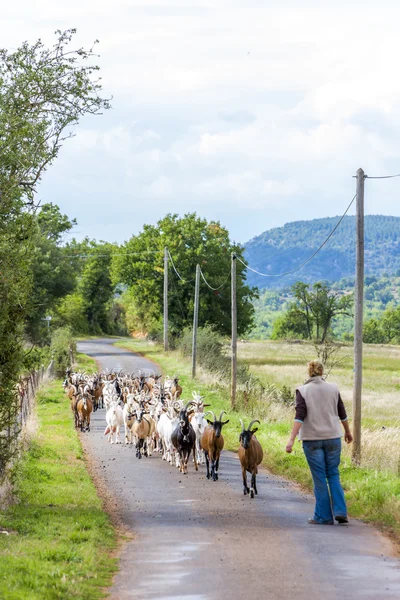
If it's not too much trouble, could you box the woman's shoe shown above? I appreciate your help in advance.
[335,515,349,524]
[308,518,334,525]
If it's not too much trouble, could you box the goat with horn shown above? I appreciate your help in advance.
[238,419,263,498]
[171,400,198,474]
[201,411,229,481]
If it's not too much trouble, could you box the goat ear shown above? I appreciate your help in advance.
[222,420,230,425]
[206,419,213,425]
[251,427,258,434]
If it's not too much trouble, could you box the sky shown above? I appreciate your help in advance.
[2,0,400,245]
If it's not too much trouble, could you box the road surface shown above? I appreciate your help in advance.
[77,338,400,600]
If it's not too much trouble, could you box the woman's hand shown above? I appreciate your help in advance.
[286,439,294,453]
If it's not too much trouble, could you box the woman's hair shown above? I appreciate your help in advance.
[308,360,324,378]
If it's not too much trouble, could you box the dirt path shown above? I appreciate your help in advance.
[78,339,400,600]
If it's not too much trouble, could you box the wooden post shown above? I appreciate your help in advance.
[231,253,237,409]
[352,168,365,465]
[164,247,169,352]
[191,264,200,378]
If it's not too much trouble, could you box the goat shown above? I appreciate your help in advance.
[105,401,124,444]
[171,401,198,474]
[123,395,138,444]
[76,394,93,432]
[132,407,152,459]
[157,407,179,463]
[201,411,229,481]
[170,377,182,399]
[189,411,208,464]
[238,419,263,498]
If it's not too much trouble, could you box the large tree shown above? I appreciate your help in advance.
[113,213,257,337]
[272,281,353,342]
[0,30,109,473]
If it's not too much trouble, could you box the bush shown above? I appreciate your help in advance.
[50,326,76,376]
[22,346,52,373]
[178,326,230,376]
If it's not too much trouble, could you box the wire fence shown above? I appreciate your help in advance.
[1,361,54,487]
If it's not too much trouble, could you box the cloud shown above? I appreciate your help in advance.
[4,0,400,243]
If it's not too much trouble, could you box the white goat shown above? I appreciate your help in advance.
[190,411,208,464]
[105,401,124,444]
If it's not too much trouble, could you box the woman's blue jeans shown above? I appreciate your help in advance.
[302,438,347,523]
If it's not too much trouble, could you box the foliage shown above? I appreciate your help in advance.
[0,30,109,472]
[363,306,400,344]
[50,327,76,377]
[113,213,257,338]
[77,242,116,334]
[53,292,89,334]
[271,281,353,342]
[245,214,400,290]
[26,203,78,342]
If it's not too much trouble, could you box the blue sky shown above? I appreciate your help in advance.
[3,0,400,244]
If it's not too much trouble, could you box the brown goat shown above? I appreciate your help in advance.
[76,395,93,432]
[171,377,182,399]
[238,419,263,498]
[200,411,229,481]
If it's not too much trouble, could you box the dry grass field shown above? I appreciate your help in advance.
[239,340,400,474]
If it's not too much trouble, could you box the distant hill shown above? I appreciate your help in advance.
[244,215,400,289]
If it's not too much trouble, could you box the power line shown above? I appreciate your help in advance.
[236,193,357,278]
[366,173,400,180]
[167,249,185,281]
[199,267,229,291]
[64,250,163,259]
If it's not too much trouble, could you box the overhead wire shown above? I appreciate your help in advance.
[199,267,229,291]
[366,173,400,180]
[236,193,357,278]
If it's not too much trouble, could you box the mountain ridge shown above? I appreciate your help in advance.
[244,214,400,289]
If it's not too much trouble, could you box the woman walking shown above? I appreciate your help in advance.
[286,360,353,525]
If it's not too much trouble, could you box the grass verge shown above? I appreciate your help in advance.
[115,338,400,543]
[0,353,117,600]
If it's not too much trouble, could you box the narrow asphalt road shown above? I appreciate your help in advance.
[77,339,400,600]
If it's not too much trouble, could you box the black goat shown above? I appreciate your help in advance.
[171,401,197,474]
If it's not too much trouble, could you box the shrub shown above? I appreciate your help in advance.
[50,326,76,376]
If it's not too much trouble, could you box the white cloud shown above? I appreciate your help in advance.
[3,0,400,243]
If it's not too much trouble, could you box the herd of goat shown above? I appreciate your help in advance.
[63,369,264,498]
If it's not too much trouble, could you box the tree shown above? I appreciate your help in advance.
[272,281,353,342]
[78,242,116,334]
[113,213,257,337]
[26,203,78,342]
[0,30,109,473]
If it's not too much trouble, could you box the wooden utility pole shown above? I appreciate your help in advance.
[231,253,237,409]
[352,168,365,464]
[163,247,169,352]
[191,264,200,378]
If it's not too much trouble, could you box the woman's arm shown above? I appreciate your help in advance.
[286,420,302,453]
[286,390,305,453]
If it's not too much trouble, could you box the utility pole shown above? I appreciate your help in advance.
[231,253,237,409]
[163,247,169,352]
[352,168,365,464]
[191,264,200,379]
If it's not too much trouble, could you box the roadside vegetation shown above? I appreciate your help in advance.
[115,336,400,541]
[0,353,117,600]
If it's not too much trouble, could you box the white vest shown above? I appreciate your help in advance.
[297,376,343,441]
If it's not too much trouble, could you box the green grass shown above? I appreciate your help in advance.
[74,352,98,372]
[0,359,117,599]
[114,338,400,540]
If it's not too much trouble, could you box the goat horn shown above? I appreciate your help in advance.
[219,411,227,421]
[239,419,245,432]
[204,411,216,421]
[248,419,261,430]
[184,400,196,409]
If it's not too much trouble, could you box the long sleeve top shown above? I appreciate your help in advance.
[295,389,348,423]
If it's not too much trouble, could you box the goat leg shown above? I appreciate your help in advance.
[193,446,198,472]
[242,467,249,495]
[205,451,211,479]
